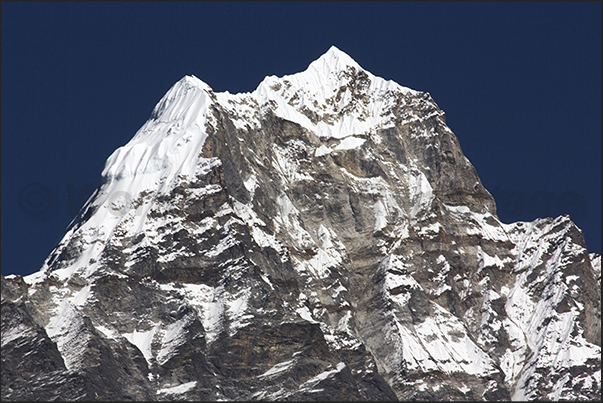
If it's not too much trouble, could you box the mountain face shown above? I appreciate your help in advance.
[2,46,600,401]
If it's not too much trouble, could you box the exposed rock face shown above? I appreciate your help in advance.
[2,46,600,401]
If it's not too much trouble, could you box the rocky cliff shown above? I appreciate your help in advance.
[2,46,600,401]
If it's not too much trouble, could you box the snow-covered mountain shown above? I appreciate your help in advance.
[2,46,600,401]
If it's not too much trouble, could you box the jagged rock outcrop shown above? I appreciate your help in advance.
[2,46,600,401]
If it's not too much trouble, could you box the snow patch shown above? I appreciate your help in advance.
[45,301,91,371]
[122,327,156,364]
[156,314,194,365]
[258,358,297,379]
[299,362,346,389]
[315,144,332,157]
[156,381,197,395]
[334,136,366,150]
[1,323,37,348]
[374,200,387,231]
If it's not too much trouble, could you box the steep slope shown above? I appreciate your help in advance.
[2,46,600,401]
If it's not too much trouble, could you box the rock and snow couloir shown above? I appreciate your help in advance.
[2,46,600,401]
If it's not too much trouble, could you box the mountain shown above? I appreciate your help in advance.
[2,46,600,401]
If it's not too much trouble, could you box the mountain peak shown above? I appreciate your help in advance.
[178,74,214,91]
[307,45,363,74]
[250,45,417,139]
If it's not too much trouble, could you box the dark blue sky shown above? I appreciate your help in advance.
[2,2,600,277]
